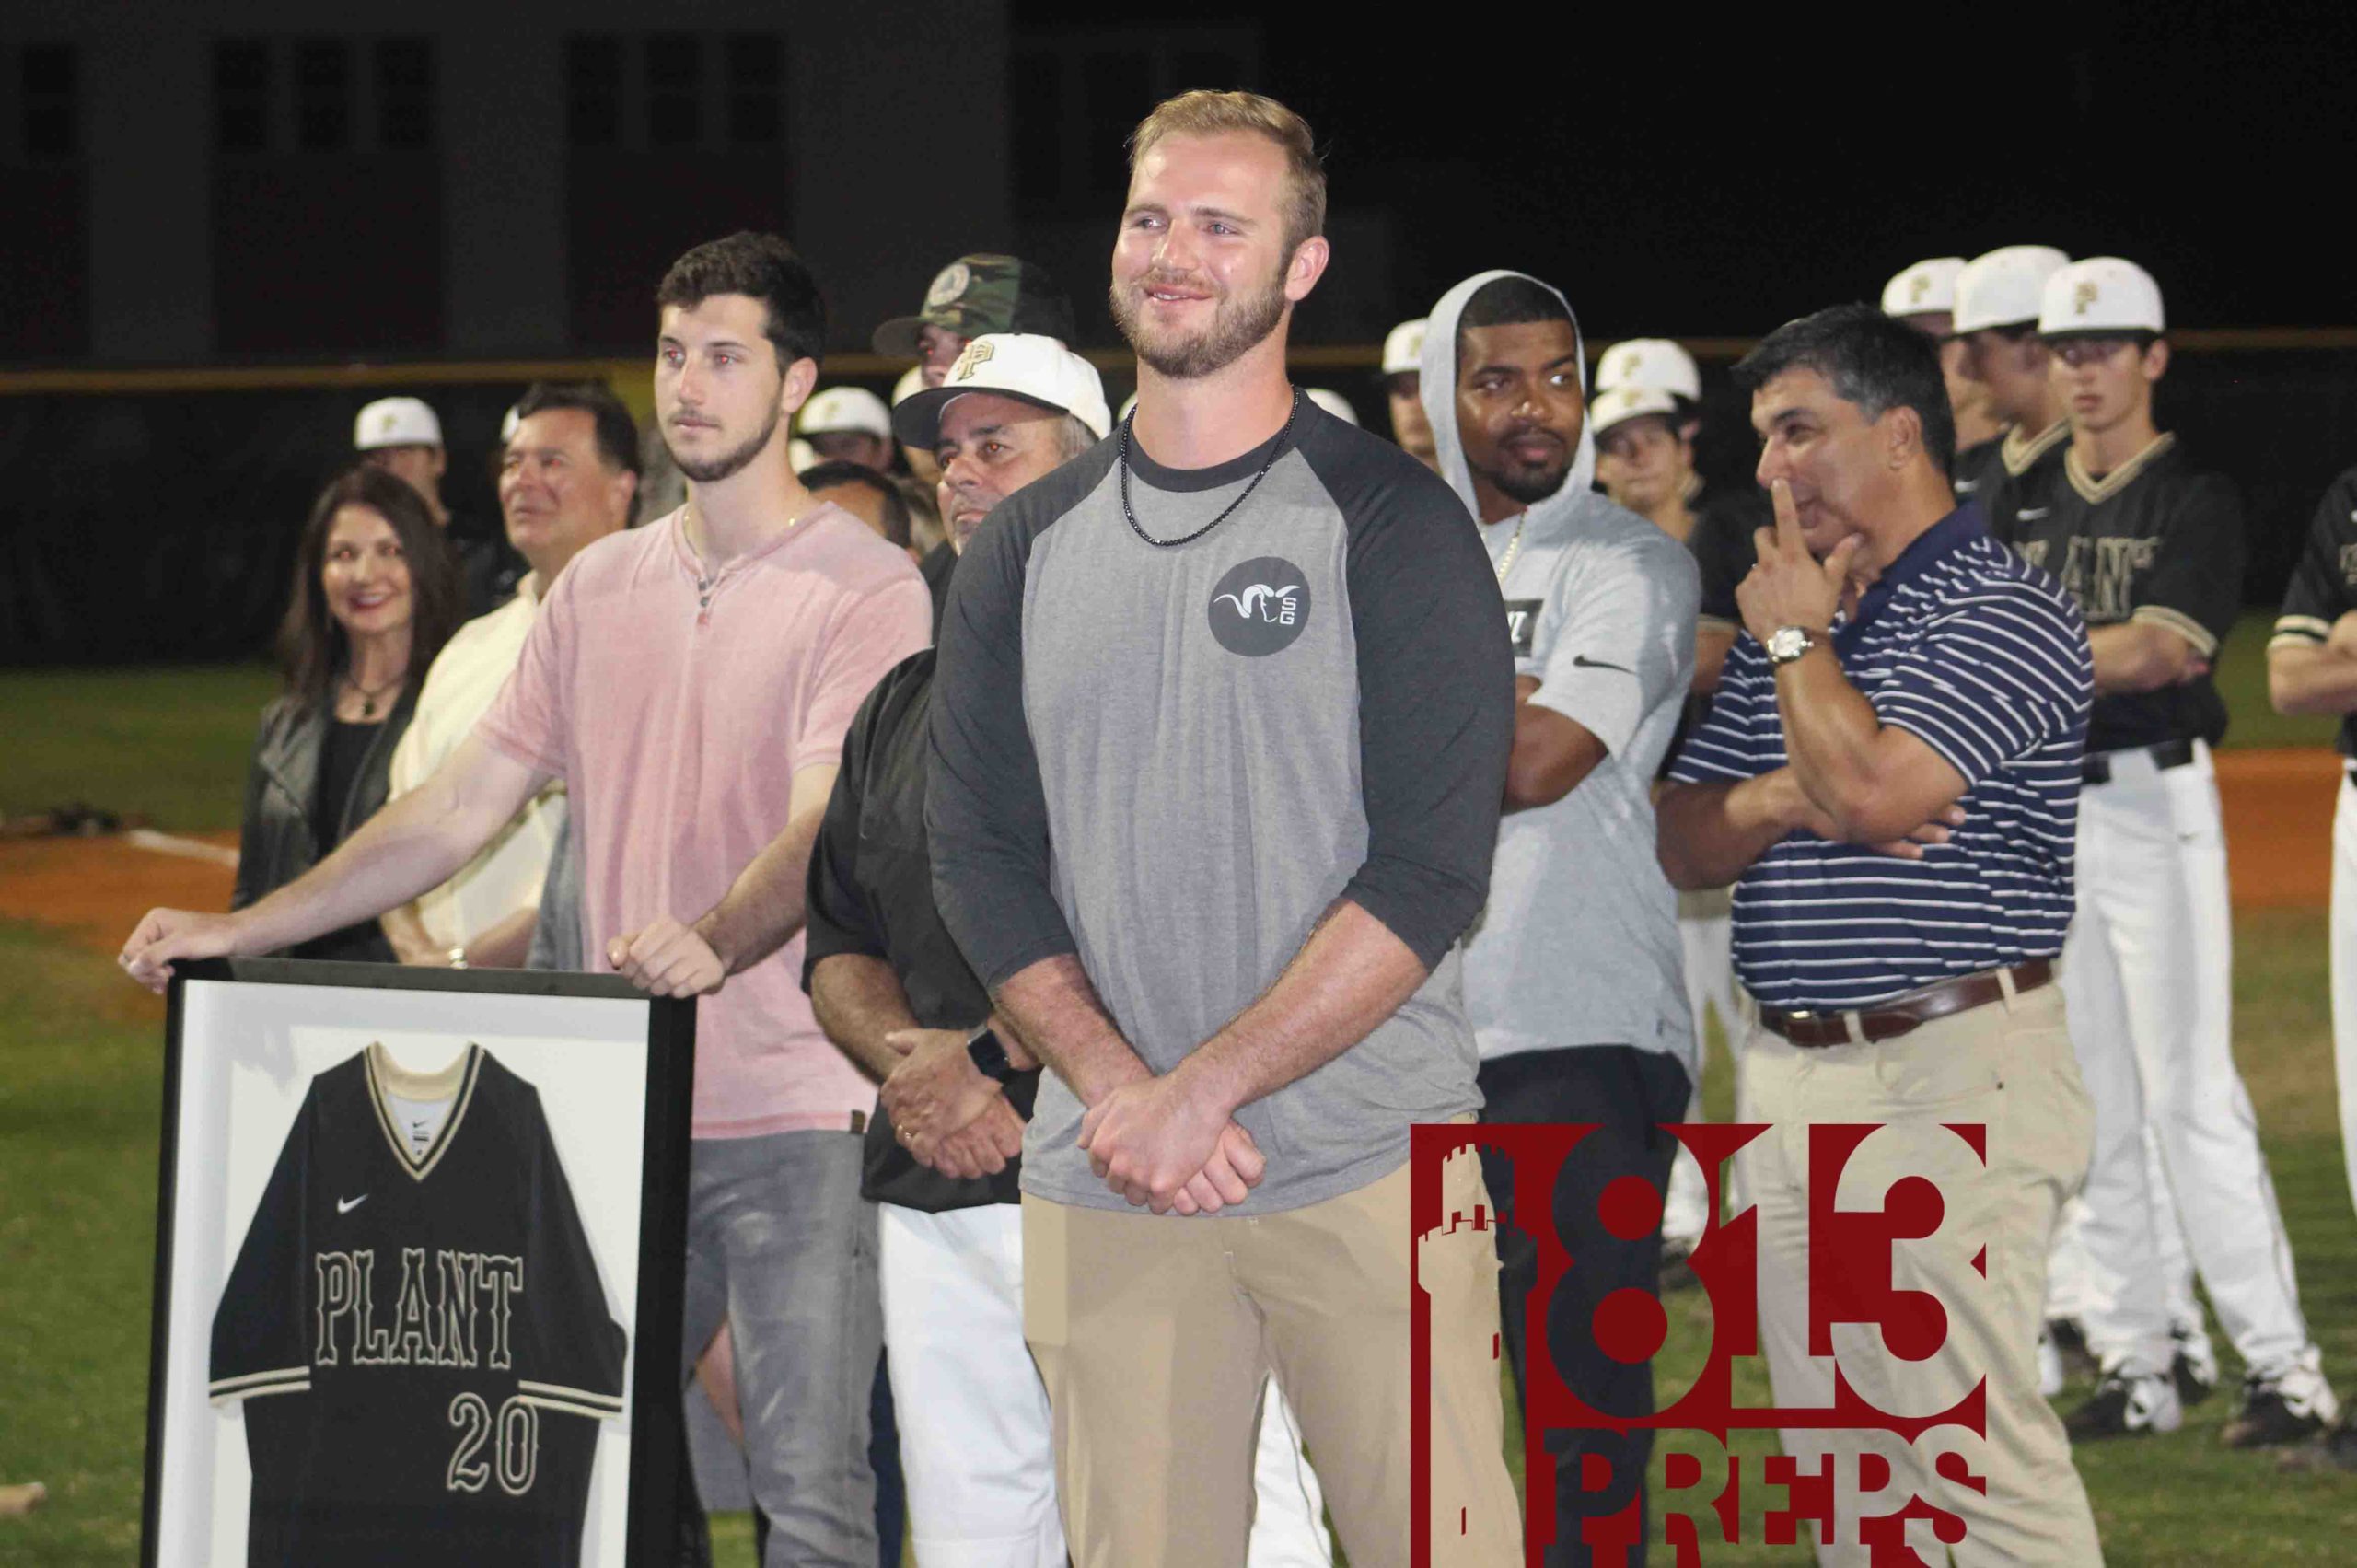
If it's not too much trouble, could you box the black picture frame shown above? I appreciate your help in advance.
[140,957,695,1566]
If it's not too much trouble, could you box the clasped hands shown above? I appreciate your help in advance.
[1078,1064,1263,1217]
[878,1026,1026,1180]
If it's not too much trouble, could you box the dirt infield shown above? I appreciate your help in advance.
[0,749,2340,958]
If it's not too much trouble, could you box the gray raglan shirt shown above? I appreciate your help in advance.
[927,401,1515,1214]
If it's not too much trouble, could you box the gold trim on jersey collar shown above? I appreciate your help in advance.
[2065,432,2177,505]
[2001,418,2070,476]
[364,1042,482,1182]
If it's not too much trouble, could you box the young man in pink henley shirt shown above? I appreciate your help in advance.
[123,232,931,1565]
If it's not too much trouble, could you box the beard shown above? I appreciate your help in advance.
[1471,436,1573,505]
[666,401,782,484]
[1110,263,1290,381]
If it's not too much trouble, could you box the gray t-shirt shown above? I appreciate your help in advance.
[928,402,1515,1214]
[1469,494,1699,1070]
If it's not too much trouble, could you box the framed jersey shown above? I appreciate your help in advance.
[140,958,694,1567]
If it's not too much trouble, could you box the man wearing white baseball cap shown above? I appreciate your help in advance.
[1881,257,2006,496]
[356,394,522,615]
[1380,317,1436,469]
[809,328,1334,1567]
[2015,255,2338,1448]
[1951,246,2073,533]
[799,386,897,474]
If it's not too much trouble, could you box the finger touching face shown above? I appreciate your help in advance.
[1750,366,1877,554]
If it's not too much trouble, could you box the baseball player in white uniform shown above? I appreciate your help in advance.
[2008,258,2334,1446]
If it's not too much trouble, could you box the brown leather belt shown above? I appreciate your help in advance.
[1757,960,2053,1049]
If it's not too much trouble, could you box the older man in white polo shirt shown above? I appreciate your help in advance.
[380,382,639,969]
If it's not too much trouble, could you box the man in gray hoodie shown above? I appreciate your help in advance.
[1422,272,1701,1564]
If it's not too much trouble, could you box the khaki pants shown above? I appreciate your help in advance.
[1023,1148,1522,1568]
[1740,980,2103,1566]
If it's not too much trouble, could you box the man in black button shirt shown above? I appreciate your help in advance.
[2014,256,2335,1448]
[803,332,1330,1566]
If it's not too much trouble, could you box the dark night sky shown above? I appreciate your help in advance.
[1025,0,2357,340]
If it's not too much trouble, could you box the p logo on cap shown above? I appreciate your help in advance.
[2073,281,2099,315]
[950,341,995,381]
[1909,273,1933,305]
[926,263,971,309]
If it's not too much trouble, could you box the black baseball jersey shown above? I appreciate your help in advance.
[2273,463,2357,757]
[1976,420,2071,547]
[1689,482,1767,627]
[1953,434,2003,506]
[209,1043,627,1565]
[2005,434,2244,754]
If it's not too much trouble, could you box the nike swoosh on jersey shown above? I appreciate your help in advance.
[337,1194,368,1214]
[1570,654,1632,674]
[2018,506,2050,519]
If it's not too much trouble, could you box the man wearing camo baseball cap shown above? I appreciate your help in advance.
[873,254,1078,389]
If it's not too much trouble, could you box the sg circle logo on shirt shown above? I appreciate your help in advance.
[1208,556,1312,656]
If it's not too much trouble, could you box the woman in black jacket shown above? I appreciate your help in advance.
[231,467,461,960]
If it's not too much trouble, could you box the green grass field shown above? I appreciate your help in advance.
[0,630,2349,1564]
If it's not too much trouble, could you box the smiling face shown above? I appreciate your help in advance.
[935,392,1073,553]
[499,407,634,582]
[319,504,413,641]
[656,295,797,484]
[1750,366,1902,556]
[1456,317,1585,512]
[1109,131,1316,380]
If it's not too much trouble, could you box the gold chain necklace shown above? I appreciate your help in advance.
[1492,511,1527,586]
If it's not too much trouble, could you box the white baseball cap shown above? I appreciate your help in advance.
[798,386,893,440]
[1594,339,1700,401]
[1304,388,1359,426]
[354,396,443,451]
[1589,383,1681,440]
[892,332,1110,449]
[1881,257,1965,318]
[1118,391,1138,424]
[1382,319,1428,377]
[2040,257,2165,337]
[891,364,926,408]
[499,404,522,444]
[1952,246,2071,334]
[789,437,819,473]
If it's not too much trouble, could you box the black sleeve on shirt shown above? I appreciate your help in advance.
[1301,427,1515,970]
[2278,467,2357,635]
[2130,470,2247,657]
[926,455,1112,992]
[514,1086,627,1419]
[210,1088,316,1400]
[232,706,275,912]
[803,655,915,990]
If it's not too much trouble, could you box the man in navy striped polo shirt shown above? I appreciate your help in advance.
[1658,304,2102,1565]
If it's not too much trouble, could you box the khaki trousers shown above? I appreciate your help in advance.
[1023,1148,1522,1568]
[1739,980,2103,1566]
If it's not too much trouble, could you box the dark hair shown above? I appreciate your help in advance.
[512,381,642,479]
[656,231,827,369]
[1736,303,1957,476]
[276,466,462,707]
[1456,275,1575,371]
[798,459,911,548]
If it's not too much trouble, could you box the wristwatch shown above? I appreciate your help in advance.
[965,1024,1014,1083]
[1765,626,1818,667]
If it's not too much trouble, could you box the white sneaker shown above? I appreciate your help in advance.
[2065,1371,2183,1440]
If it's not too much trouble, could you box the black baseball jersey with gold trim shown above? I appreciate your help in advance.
[1977,420,2071,547]
[1953,434,2003,508]
[2273,463,2357,757]
[209,1044,627,1565]
[2005,434,2243,753]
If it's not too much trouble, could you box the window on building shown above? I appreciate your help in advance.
[565,34,623,147]
[294,39,353,153]
[375,39,435,151]
[644,33,702,148]
[214,40,273,154]
[20,42,77,161]
[725,34,782,145]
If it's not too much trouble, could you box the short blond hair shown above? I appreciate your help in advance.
[1126,90,1326,257]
